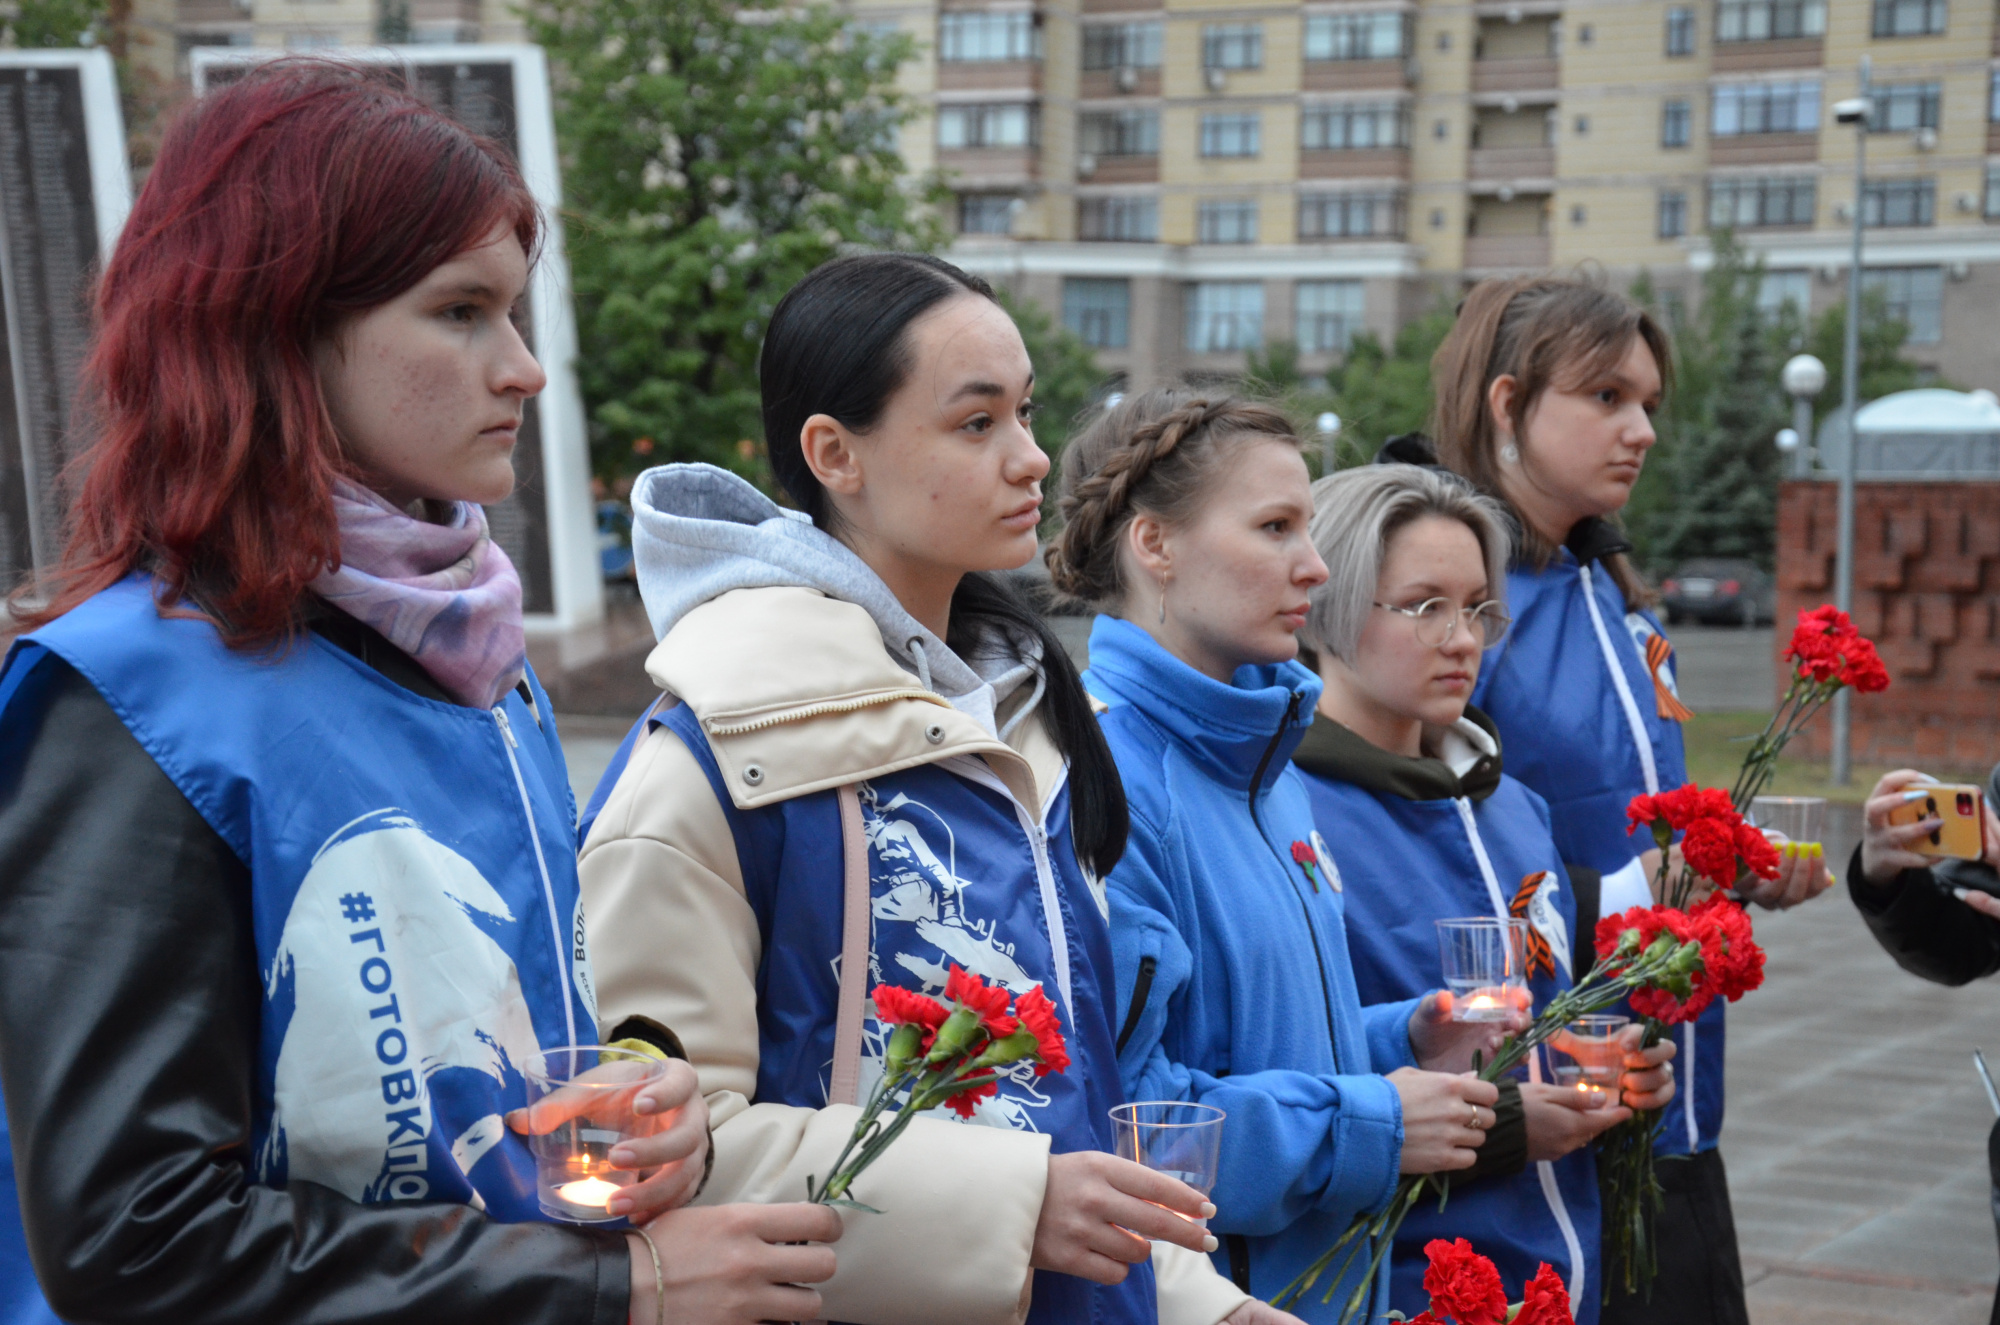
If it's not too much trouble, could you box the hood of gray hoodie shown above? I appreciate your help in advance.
[628,463,1042,736]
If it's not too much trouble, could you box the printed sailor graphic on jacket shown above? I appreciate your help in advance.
[4,576,595,1224]
[1293,707,1603,1324]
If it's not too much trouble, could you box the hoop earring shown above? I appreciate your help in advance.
[1500,439,1520,465]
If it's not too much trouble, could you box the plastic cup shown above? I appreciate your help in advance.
[1549,1014,1630,1109]
[1110,1102,1225,1229]
[1435,917,1530,1021]
[1751,795,1827,849]
[521,1045,668,1223]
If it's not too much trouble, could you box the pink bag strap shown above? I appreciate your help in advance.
[828,783,871,1108]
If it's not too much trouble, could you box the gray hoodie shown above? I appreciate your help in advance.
[629,463,1042,737]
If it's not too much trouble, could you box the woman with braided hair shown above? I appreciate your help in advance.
[1051,387,1515,1322]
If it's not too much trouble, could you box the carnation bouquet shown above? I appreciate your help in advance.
[1274,917,1713,1321]
[808,965,1068,1210]
[1594,788,1775,1300]
[1394,1237,1573,1325]
[1729,605,1889,814]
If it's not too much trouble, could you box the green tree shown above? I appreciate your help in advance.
[1800,290,1925,428]
[526,0,948,482]
[1314,307,1456,470]
[995,288,1108,464]
[2,0,104,47]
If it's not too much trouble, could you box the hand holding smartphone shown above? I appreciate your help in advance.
[1885,782,1989,861]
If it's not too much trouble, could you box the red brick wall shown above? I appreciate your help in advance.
[1774,480,2000,770]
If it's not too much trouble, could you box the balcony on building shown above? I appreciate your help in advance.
[937,101,1041,186]
[1079,20,1163,99]
[1302,9,1414,92]
[1301,101,1412,180]
[1465,192,1551,270]
[937,9,1044,93]
[1708,77,1819,167]
[1078,108,1160,184]
[1712,0,1825,72]
[1471,9,1558,97]
[1468,105,1554,184]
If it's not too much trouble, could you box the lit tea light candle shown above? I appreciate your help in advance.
[1572,1081,1609,1108]
[555,1175,623,1209]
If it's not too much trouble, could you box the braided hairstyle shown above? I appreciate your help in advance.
[759,252,1129,877]
[1047,388,1302,608]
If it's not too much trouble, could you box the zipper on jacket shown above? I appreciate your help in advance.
[1247,692,1341,1066]
[1116,954,1158,1054]
[704,689,935,737]
[493,705,579,1050]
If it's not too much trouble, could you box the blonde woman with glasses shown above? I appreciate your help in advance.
[1290,464,1677,1325]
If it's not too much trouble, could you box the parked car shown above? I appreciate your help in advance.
[1659,558,1775,626]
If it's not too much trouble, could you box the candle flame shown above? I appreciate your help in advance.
[555,1176,623,1208]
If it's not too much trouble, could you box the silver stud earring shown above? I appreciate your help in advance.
[1500,439,1520,464]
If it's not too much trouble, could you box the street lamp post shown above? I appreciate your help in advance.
[1316,411,1342,477]
[1780,354,1827,481]
[1829,60,1872,787]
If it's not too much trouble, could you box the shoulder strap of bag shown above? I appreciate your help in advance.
[828,783,871,1107]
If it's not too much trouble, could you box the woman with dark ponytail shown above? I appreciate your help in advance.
[577,253,1275,1325]
[1428,276,1831,1325]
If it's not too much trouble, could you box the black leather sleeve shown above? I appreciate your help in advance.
[1848,845,2000,988]
[1463,1079,1527,1181]
[0,653,631,1325]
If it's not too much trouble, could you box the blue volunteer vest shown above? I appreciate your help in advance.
[588,700,1156,1325]
[0,577,597,1230]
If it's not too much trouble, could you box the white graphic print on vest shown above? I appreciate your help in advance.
[855,782,1053,1133]
[259,808,540,1204]
[1310,830,1343,893]
[1525,871,1572,980]
[1625,613,1680,699]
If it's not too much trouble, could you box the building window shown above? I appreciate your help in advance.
[1861,178,1935,227]
[958,194,1016,234]
[937,103,1036,149]
[1871,0,1947,36]
[1296,280,1365,353]
[1081,21,1163,70]
[1757,270,1811,317]
[1711,79,1820,135]
[1200,113,1262,158]
[1077,196,1159,241]
[1658,190,1688,237]
[1198,198,1260,243]
[1987,165,2000,218]
[1301,103,1409,150]
[1707,176,1815,227]
[1079,110,1160,157]
[1303,11,1410,61]
[1063,278,1130,348]
[938,11,1040,62]
[1991,70,2000,121]
[1202,23,1262,69]
[1716,0,1827,41]
[1574,114,1590,135]
[1662,100,1692,147]
[1186,281,1265,352]
[1863,266,1943,343]
[1665,6,1696,55]
[1870,82,1941,132]
[1298,190,1406,238]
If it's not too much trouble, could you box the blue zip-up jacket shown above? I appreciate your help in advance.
[1472,535,1718,1157]
[1294,710,1601,1322]
[1086,616,1420,1323]
[0,577,598,1324]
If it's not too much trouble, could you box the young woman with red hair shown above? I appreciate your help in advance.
[0,61,836,1325]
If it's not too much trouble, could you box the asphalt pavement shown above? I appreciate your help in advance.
[555,615,2000,1324]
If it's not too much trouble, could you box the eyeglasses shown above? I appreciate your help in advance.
[1373,597,1512,648]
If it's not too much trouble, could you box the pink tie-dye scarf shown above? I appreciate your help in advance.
[311,478,527,710]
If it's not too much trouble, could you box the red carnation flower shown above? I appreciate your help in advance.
[1510,1262,1571,1325]
[1734,821,1782,881]
[1845,638,1890,693]
[943,1075,999,1119]
[1421,1238,1508,1325]
[1014,985,1070,1076]
[945,965,1018,1038]
[872,985,950,1051]
[1291,840,1315,866]
[1678,817,1742,887]
[1690,895,1766,1002]
[1626,793,1662,833]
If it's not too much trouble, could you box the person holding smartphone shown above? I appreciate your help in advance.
[1851,765,2000,982]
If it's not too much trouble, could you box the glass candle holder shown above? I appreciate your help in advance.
[1109,1102,1225,1229]
[1435,917,1530,1022]
[1750,795,1827,849]
[521,1045,668,1223]
[1548,1013,1630,1109]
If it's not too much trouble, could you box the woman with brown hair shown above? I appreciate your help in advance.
[1425,276,1830,1325]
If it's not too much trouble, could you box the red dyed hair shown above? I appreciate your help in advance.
[16,58,540,648]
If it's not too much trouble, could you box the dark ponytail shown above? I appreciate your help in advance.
[759,253,1129,876]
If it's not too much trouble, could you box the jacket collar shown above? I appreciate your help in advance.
[1083,614,1320,794]
[1292,706,1504,803]
[1564,516,1633,567]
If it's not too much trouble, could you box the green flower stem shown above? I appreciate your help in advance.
[810,1055,1007,1207]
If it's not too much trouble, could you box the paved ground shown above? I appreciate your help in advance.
[555,614,2000,1324]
